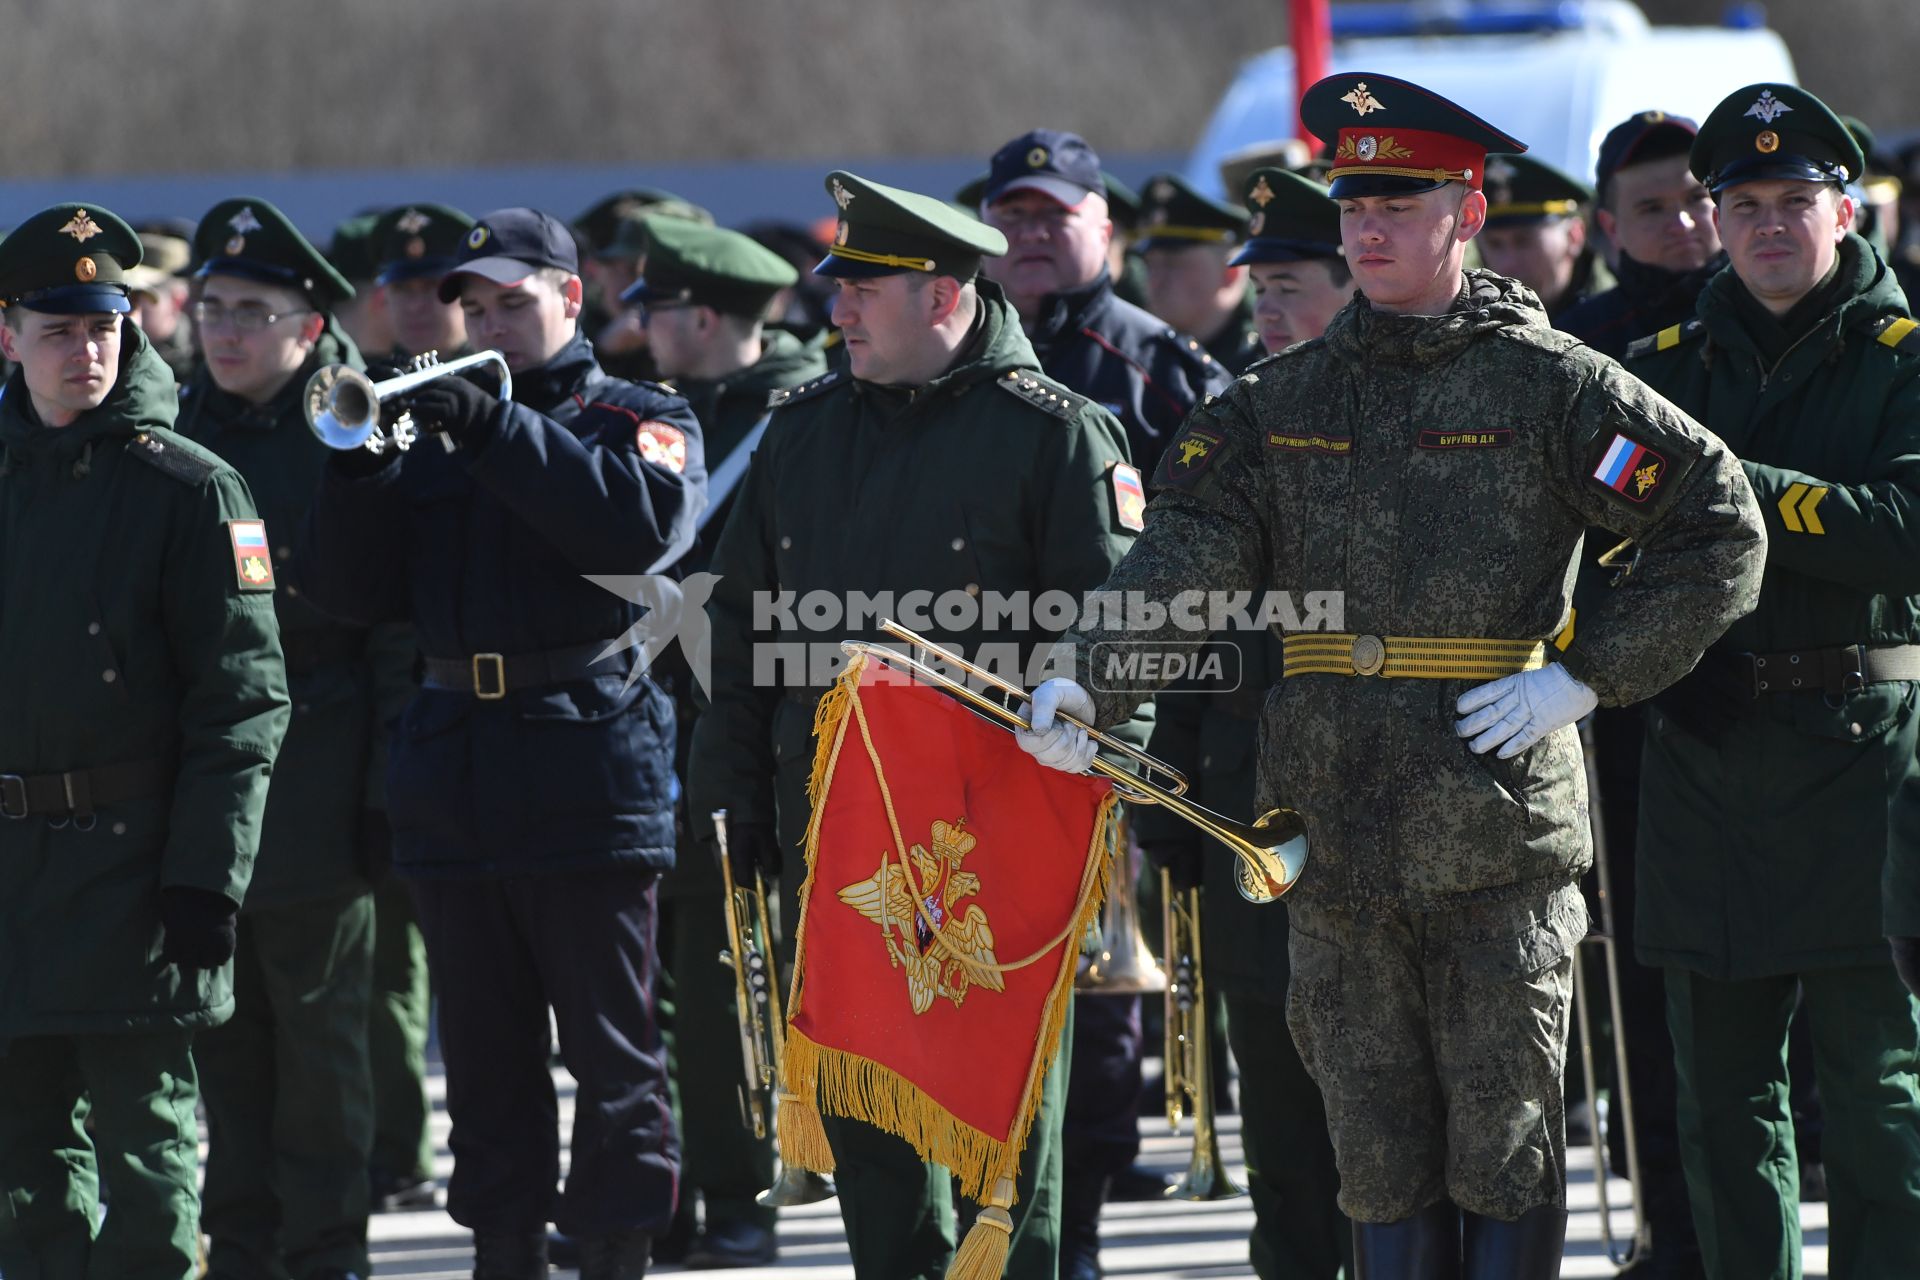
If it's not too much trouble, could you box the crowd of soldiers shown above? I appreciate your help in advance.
[0,64,1916,1280]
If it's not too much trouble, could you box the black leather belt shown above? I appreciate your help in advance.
[280,628,364,676]
[0,757,172,823]
[421,642,622,699]
[1733,643,1920,697]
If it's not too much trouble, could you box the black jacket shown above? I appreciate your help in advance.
[1556,251,1727,358]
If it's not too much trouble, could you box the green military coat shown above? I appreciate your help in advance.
[1627,235,1920,970]
[689,282,1145,850]
[1072,272,1764,914]
[176,323,384,909]
[0,328,289,1043]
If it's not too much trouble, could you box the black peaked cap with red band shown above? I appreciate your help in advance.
[1299,72,1526,200]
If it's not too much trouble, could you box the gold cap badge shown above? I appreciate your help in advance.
[1249,175,1276,207]
[831,178,856,210]
[74,256,96,283]
[225,235,246,256]
[59,210,103,243]
[1756,130,1780,154]
[1026,146,1048,168]
[1342,82,1384,116]
[406,237,426,258]
[1249,211,1266,236]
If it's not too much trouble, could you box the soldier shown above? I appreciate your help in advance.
[974,129,1229,476]
[326,213,395,361]
[1133,166,1351,1280]
[689,170,1144,1280]
[372,202,474,361]
[575,190,713,385]
[1559,112,1724,359]
[302,207,705,1280]
[171,197,384,1280]
[1016,72,1765,1279]
[125,219,197,381]
[1135,173,1266,374]
[622,213,826,1268]
[1475,154,1610,319]
[1621,83,1920,1280]
[0,204,291,1280]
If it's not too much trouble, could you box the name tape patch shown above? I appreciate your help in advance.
[1266,431,1353,456]
[1592,433,1666,502]
[1418,428,1514,450]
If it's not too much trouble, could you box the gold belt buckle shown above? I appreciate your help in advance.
[472,653,507,700]
[1350,634,1386,676]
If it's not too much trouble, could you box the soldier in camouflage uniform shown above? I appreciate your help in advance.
[1017,74,1766,1280]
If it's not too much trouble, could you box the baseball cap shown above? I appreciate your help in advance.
[982,129,1106,209]
[1595,110,1700,200]
[438,207,579,303]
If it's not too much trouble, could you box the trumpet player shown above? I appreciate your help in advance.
[176,196,394,1280]
[303,207,706,1280]
[1020,74,1766,1280]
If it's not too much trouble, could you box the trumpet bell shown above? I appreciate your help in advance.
[1231,809,1309,904]
[304,365,382,451]
[1077,925,1168,993]
[756,1165,837,1207]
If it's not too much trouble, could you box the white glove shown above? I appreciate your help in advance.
[1017,678,1099,774]
[1454,664,1597,759]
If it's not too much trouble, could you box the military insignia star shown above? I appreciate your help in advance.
[228,207,263,235]
[1744,90,1791,125]
[1342,82,1384,115]
[831,178,856,210]
[395,209,432,234]
[1249,176,1276,207]
[58,210,103,243]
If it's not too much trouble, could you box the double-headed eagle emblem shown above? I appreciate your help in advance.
[838,818,1003,1015]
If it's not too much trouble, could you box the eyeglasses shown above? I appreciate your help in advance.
[192,299,312,333]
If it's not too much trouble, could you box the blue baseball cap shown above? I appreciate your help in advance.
[982,129,1106,208]
[438,207,580,302]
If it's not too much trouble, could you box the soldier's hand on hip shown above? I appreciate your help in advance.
[1144,840,1205,893]
[1454,664,1597,759]
[727,820,783,883]
[395,374,498,439]
[1018,678,1099,774]
[159,887,241,970]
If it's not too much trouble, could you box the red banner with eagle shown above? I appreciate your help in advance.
[777,650,1118,1279]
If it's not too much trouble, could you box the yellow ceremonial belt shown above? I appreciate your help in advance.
[1281,632,1548,680]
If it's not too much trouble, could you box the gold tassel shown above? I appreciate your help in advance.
[775,1089,835,1174]
[946,1177,1017,1280]
[807,652,866,811]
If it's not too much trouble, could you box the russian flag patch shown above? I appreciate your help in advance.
[1591,433,1667,503]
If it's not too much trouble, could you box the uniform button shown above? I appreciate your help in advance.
[286,585,300,598]
[87,622,100,636]
[101,669,117,683]
[965,583,980,597]
[112,821,127,836]
[780,536,793,550]
[275,545,292,562]
[1201,754,1214,769]
[1851,722,1864,736]
[951,537,966,551]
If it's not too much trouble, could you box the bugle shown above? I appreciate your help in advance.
[1163,868,1243,1201]
[1075,815,1167,994]
[303,349,514,454]
[840,622,1308,904]
[711,809,836,1207]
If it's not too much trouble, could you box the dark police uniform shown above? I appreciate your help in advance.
[0,204,290,1280]
[689,170,1143,1280]
[975,131,1231,478]
[619,214,826,1268]
[1623,85,1920,1280]
[174,197,383,1280]
[302,207,705,1280]
[1132,166,1352,1280]
[1135,173,1267,376]
[1478,153,1613,319]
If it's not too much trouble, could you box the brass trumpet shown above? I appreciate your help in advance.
[303,349,513,454]
[840,622,1308,904]
[1074,816,1167,994]
[712,809,836,1207]
[1163,869,1243,1201]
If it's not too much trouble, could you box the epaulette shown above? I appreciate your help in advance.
[997,369,1090,421]
[1871,314,1919,353]
[125,431,217,485]
[1165,328,1220,373]
[767,370,843,410]
[1623,318,1704,360]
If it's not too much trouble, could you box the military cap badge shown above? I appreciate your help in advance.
[831,178,856,210]
[228,207,263,235]
[1744,90,1791,125]
[74,257,96,282]
[1249,176,1276,207]
[466,226,489,250]
[59,210,103,243]
[1756,131,1780,154]
[395,209,432,234]
[1341,82,1384,116]
[1027,146,1049,168]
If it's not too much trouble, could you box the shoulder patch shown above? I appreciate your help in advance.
[996,369,1089,421]
[124,431,218,485]
[767,369,843,410]
[227,519,276,592]
[1873,315,1919,352]
[1109,462,1146,531]
[1624,318,1704,360]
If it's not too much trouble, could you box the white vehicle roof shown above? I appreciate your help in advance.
[1187,0,1797,194]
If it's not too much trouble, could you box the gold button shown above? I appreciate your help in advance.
[965,583,980,597]
[1351,634,1385,676]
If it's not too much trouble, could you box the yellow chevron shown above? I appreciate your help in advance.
[1777,482,1828,534]
[1879,317,1918,350]
[1656,324,1684,351]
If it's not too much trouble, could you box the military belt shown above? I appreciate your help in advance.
[1281,633,1548,680]
[279,628,364,676]
[1732,643,1920,698]
[421,642,623,700]
[0,757,172,824]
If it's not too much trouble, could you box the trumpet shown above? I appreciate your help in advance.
[711,809,836,1208]
[841,622,1308,904]
[1163,869,1243,1201]
[1074,816,1167,994]
[303,349,513,453]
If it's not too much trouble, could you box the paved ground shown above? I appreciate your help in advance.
[360,1063,1831,1278]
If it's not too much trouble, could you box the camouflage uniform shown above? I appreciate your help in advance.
[1067,271,1765,1222]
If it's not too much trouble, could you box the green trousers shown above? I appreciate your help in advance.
[1223,988,1350,1280]
[368,874,434,1184]
[1667,963,1920,1280]
[659,890,778,1231]
[821,1000,1071,1280]
[0,1028,201,1280]
[197,892,376,1280]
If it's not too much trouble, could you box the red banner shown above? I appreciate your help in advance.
[778,653,1116,1234]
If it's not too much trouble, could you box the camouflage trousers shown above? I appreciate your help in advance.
[1285,880,1586,1223]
